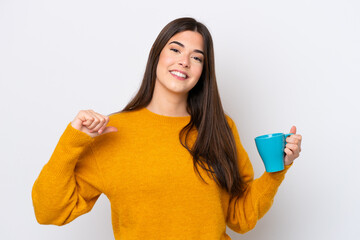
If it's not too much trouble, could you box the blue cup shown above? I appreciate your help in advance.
[255,133,294,172]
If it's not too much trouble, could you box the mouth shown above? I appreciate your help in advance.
[169,70,188,80]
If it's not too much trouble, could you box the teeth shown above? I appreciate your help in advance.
[171,71,187,78]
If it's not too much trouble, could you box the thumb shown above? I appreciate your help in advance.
[290,125,297,134]
[101,126,118,134]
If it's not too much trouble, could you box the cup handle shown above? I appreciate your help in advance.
[283,133,294,157]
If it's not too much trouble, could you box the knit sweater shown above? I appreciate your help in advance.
[32,107,291,240]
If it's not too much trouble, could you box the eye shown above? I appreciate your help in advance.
[170,48,180,53]
[193,56,203,63]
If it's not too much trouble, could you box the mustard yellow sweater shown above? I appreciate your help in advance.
[32,107,291,240]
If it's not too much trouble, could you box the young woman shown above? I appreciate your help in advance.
[32,17,302,240]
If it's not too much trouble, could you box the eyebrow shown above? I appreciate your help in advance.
[169,41,204,56]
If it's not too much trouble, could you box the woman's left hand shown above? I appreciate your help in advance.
[284,126,302,166]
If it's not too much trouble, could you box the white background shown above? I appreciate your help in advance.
[1,0,359,239]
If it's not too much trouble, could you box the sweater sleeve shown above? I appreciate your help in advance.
[32,122,105,226]
[225,117,291,234]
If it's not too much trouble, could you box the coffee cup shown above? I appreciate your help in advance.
[255,133,294,172]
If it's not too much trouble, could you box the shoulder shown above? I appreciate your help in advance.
[107,109,142,126]
[224,113,235,129]
[90,110,139,148]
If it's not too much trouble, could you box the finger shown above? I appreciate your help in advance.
[86,111,101,131]
[102,126,118,134]
[294,134,302,147]
[292,134,302,140]
[286,136,299,145]
[288,135,302,151]
[289,125,297,134]
[90,112,107,132]
[98,116,110,134]
[77,110,92,124]
[286,143,299,153]
[81,111,96,127]
[284,147,293,157]
[284,147,299,160]
[286,144,300,158]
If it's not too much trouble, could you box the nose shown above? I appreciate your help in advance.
[178,56,190,68]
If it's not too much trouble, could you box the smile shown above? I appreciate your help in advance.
[170,70,188,79]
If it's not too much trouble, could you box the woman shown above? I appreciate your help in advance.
[32,17,302,240]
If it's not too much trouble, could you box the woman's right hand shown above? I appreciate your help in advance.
[71,110,118,138]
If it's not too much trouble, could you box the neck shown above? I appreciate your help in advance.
[146,89,189,117]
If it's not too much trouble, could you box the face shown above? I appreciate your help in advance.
[155,30,204,99]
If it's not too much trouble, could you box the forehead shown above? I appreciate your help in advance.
[167,31,204,51]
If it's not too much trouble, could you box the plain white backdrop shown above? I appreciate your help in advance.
[1,0,359,239]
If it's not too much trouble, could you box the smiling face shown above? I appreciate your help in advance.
[154,30,204,99]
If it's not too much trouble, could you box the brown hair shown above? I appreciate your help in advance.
[111,17,245,205]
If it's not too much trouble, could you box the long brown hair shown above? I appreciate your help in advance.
[111,17,245,204]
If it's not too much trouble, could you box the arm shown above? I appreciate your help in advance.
[31,123,105,225]
[225,117,291,233]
